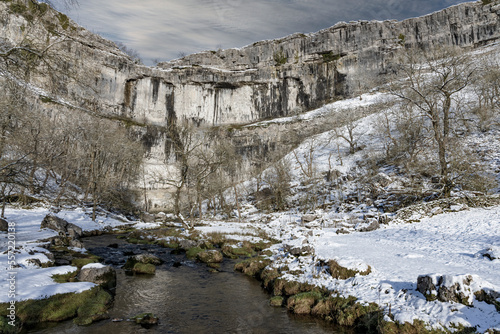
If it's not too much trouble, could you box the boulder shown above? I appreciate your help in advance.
[77,264,117,290]
[131,313,159,328]
[66,223,83,239]
[41,214,68,233]
[284,244,314,256]
[132,263,156,275]
[0,218,8,232]
[417,274,474,305]
[417,275,437,300]
[123,253,162,270]
[356,218,380,232]
[372,172,392,187]
[197,250,223,264]
[69,239,85,248]
[301,214,317,224]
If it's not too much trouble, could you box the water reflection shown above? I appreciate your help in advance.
[30,235,344,334]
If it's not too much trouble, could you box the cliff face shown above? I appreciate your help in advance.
[96,1,500,128]
[1,0,500,209]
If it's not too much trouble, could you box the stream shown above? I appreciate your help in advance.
[30,234,345,334]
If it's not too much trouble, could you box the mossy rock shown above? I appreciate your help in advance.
[269,296,284,307]
[156,240,179,249]
[71,258,98,269]
[287,291,323,315]
[328,260,371,280]
[0,287,112,328]
[261,268,280,290]
[234,257,270,277]
[52,270,78,283]
[132,263,156,275]
[186,247,204,259]
[310,295,380,327]
[131,312,159,327]
[273,279,313,297]
[74,289,112,325]
[123,253,162,270]
[197,250,223,264]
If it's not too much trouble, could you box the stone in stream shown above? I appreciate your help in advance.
[123,253,162,275]
[77,263,117,290]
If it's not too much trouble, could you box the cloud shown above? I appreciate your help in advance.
[54,0,470,65]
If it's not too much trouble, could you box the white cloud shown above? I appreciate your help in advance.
[52,0,470,65]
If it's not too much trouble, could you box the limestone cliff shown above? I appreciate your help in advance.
[1,0,499,209]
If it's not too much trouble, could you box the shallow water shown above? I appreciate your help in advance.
[30,235,344,334]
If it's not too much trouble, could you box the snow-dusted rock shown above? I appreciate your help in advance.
[355,218,379,232]
[41,214,68,233]
[41,214,82,239]
[372,172,392,187]
[475,247,500,261]
[78,264,116,290]
[417,274,475,305]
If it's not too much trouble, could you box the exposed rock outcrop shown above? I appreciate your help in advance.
[2,0,500,209]
[77,263,117,290]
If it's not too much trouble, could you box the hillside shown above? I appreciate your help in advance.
[0,0,499,332]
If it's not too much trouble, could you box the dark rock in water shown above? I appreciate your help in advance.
[172,261,182,267]
[107,243,119,248]
[132,263,156,275]
[0,218,8,232]
[123,253,162,275]
[131,313,159,328]
[77,264,117,290]
[197,250,223,264]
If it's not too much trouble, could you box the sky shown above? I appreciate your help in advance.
[49,0,471,65]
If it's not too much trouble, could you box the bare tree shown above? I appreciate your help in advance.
[389,46,476,196]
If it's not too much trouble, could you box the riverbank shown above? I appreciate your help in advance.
[0,199,499,333]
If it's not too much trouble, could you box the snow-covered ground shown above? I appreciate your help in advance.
[0,207,136,303]
[262,206,500,331]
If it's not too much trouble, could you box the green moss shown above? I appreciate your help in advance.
[328,260,371,280]
[56,13,70,30]
[269,296,284,307]
[156,240,179,249]
[234,257,271,277]
[287,291,323,315]
[9,3,27,15]
[482,0,493,5]
[74,289,112,325]
[0,287,111,328]
[132,263,156,275]
[321,51,341,63]
[71,258,98,269]
[380,319,448,333]
[274,50,288,66]
[52,270,78,283]
[186,247,204,259]
[398,33,406,46]
[39,95,60,104]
